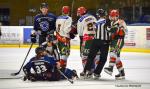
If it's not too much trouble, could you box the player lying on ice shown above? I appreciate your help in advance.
[23,46,78,81]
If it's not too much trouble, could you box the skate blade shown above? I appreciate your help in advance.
[93,77,99,80]
[93,76,101,80]
[79,75,93,80]
[80,76,85,80]
[85,76,93,80]
[115,76,125,80]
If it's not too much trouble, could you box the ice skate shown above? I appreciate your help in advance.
[115,74,125,80]
[72,69,79,80]
[104,67,113,75]
[115,69,125,80]
[93,73,101,80]
[80,71,86,79]
[23,76,27,81]
[85,71,93,79]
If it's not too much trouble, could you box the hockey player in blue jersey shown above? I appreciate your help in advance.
[23,47,78,81]
[31,2,57,45]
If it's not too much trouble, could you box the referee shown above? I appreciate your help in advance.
[84,9,111,78]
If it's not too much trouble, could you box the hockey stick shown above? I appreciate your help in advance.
[57,69,74,84]
[0,76,23,79]
[11,43,33,76]
[71,0,75,18]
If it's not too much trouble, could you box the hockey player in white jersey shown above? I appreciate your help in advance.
[56,6,72,69]
[76,7,98,78]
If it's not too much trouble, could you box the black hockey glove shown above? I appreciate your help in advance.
[69,24,77,39]
[69,33,76,39]
[30,34,36,43]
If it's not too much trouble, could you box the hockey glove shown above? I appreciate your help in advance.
[69,24,77,39]
[69,33,76,39]
[30,34,36,43]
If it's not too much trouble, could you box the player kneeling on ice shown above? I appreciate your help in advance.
[23,47,78,81]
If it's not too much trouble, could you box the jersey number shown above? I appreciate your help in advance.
[87,23,94,31]
[57,24,61,32]
[35,65,47,74]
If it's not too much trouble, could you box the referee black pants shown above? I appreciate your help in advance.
[84,39,110,75]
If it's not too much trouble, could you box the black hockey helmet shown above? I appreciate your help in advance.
[40,2,49,8]
[35,47,45,54]
[96,9,107,17]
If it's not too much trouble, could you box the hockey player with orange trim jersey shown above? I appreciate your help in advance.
[56,6,72,68]
[104,9,127,80]
[76,7,99,78]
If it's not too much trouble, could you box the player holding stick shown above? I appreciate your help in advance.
[23,47,78,82]
[31,3,57,46]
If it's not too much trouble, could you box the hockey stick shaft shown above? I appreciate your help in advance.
[11,43,33,76]
[57,69,74,84]
[71,0,75,17]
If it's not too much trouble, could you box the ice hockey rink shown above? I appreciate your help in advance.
[0,48,150,89]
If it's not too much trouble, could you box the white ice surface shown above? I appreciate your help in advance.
[0,48,150,89]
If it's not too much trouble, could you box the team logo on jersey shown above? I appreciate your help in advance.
[39,21,49,31]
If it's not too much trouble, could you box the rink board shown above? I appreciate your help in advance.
[0,44,150,53]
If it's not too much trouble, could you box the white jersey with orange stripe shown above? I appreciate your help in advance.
[77,14,97,36]
[56,15,72,38]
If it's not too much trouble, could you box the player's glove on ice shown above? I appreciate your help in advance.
[30,34,36,43]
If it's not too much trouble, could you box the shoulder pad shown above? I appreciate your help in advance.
[96,19,106,25]
[34,13,41,19]
[48,13,57,18]
[57,15,69,19]
[30,57,37,61]
[79,14,89,22]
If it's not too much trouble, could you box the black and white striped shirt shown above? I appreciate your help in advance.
[95,18,110,41]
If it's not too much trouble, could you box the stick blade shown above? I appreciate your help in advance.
[69,79,74,84]
[11,72,19,76]
[0,70,23,79]
[70,81,74,84]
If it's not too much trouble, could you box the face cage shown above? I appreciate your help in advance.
[109,16,119,21]
[77,11,81,16]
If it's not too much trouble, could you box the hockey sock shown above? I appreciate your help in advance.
[109,57,116,68]
[82,59,87,68]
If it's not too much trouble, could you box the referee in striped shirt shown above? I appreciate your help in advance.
[84,9,111,78]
